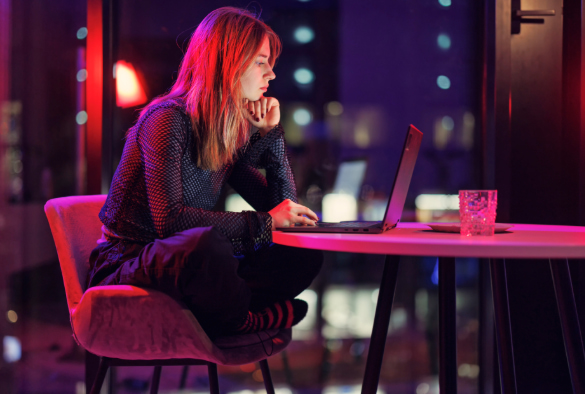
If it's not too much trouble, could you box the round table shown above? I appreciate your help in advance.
[273,222,585,394]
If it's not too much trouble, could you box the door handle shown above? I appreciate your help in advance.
[512,9,556,34]
[513,10,555,17]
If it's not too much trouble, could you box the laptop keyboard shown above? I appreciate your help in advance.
[315,221,381,228]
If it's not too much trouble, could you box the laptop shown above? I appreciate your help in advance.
[277,124,423,234]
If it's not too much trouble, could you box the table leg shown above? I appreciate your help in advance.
[489,258,517,394]
[549,259,585,394]
[361,255,400,394]
[439,257,457,394]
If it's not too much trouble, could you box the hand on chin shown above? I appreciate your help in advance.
[244,96,280,136]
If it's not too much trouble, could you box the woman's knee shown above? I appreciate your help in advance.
[143,226,236,272]
[181,227,237,271]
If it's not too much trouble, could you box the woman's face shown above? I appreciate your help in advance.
[240,37,276,101]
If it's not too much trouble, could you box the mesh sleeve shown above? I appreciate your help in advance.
[137,107,272,255]
[228,124,298,211]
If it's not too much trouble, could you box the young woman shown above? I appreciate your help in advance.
[87,7,323,338]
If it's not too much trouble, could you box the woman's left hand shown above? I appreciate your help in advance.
[244,97,280,136]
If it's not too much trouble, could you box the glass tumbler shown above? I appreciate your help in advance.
[459,190,498,236]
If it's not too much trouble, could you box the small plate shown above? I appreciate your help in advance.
[425,222,513,233]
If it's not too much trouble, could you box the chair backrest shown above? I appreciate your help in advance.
[44,195,107,312]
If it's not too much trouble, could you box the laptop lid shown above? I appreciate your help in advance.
[380,124,423,231]
[276,124,422,233]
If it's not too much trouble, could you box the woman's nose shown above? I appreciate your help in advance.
[265,68,276,80]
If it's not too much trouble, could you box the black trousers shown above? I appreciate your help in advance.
[87,226,323,337]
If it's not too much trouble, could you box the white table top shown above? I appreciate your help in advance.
[272,222,585,259]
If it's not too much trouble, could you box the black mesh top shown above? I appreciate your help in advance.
[99,98,297,255]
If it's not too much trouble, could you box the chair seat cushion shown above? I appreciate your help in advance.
[72,285,291,365]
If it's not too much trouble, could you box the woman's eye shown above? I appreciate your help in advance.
[256,62,265,66]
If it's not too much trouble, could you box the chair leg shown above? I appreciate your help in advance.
[108,366,117,394]
[150,366,162,394]
[208,363,220,394]
[89,357,110,394]
[179,365,189,389]
[259,359,275,394]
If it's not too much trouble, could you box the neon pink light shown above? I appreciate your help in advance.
[115,60,147,108]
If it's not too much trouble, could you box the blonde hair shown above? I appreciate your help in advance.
[141,7,281,171]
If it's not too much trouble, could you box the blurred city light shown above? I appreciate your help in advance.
[76,27,88,39]
[442,115,454,130]
[240,364,256,373]
[415,194,459,210]
[415,194,459,222]
[437,75,451,89]
[293,289,318,339]
[6,310,17,323]
[294,26,315,44]
[323,386,385,394]
[458,363,480,378]
[326,101,343,116]
[76,69,87,82]
[294,68,314,84]
[437,34,451,49]
[76,111,88,125]
[115,60,147,108]
[354,124,370,147]
[416,383,430,394]
[363,199,387,221]
[434,116,453,149]
[322,193,357,222]
[252,369,263,382]
[438,0,452,6]
[322,286,406,339]
[75,382,85,394]
[3,336,21,363]
[461,111,475,149]
[371,288,379,303]
[225,194,254,212]
[432,260,439,285]
[229,389,292,394]
[293,108,312,125]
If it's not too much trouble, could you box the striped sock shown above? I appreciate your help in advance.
[236,299,308,334]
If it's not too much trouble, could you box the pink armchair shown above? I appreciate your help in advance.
[45,195,291,394]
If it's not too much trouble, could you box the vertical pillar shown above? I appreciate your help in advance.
[562,0,585,227]
[86,0,116,195]
[0,1,13,391]
[101,0,116,193]
[85,0,117,389]
[86,0,103,195]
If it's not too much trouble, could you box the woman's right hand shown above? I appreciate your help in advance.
[268,199,319,230]
[244,97,280,136]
